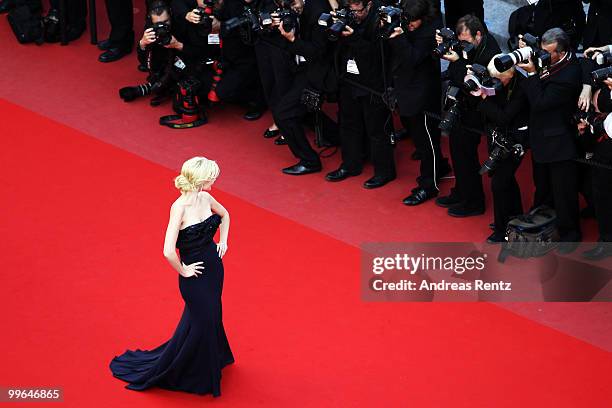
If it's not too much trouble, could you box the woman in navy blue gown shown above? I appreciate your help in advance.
[110,156,234,397]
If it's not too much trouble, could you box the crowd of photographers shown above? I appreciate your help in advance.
[4,0,611,257]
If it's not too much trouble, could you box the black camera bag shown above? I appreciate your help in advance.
[7,0,43,44]
[498,206,559,262]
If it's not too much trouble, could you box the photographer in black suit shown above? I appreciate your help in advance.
[388,0,450,205]
[582,1,612,49]
[435,14,501,217]
[517,27,583,245]
[119,1,213,126]
[325,0,397,188]
[476,59,530,243]
[254,0,299,145]
[272,0,339,175]
[578,52,612,258]
[213,0,267,120]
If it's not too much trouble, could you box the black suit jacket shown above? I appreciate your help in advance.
[522,53,582,163]
[582,0,612,48]
[389,18,442,116]
[336,1,389,96]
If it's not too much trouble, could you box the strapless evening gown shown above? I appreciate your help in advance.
[110,214,234,397]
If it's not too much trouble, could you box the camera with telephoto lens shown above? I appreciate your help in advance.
[378,5,402,39]
[432,28,476,60]
[152,21,172,46]
[480,129,524,175]
[463,63,503,97]
[222,6,263,43]
[592,51,612,67]
[318,8,356,41]
[439,85,461,136]
[589,50,612,84]
[493,33,551,72]
[591,66,612,84]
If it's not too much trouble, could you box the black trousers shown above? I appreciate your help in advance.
[532,159,581,241]
[449,126,485,209]
[215,60,266,109]
[491,157,524,236]
[591,160,612,242]
[444,0,484,29]
[104,0,134,48]
[274,70,338,166]
[338,86,395,178]
[400,112,444,192]
[254,40,294,116]
[50,0,86,25]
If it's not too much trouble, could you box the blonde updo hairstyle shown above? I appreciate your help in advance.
[174,157,220,193]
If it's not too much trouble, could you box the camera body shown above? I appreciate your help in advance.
[194,1,215,32]
[575,108,608,137]
[318,9,357,41]
[493,33,551,72]
[463,63,503,97]
[274,8,299,32]
[432,28,475,60]
[480,129,525,175]
[378,5,402,39]
[222,6,263,43]
[152,21,172,46]
[439,85,462,135]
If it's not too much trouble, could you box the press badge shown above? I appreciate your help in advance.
[208,34,220,45]
[347,59,360,75]
[174,56,186,70]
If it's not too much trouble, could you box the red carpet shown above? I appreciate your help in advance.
[2,100,612,407]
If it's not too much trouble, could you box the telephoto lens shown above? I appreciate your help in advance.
[494,47,532,72]
[592,66,612,83]
[595,52,612,66]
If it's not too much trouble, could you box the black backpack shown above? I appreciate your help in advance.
[7,0,43,45]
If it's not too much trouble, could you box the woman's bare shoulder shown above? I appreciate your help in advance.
[198,191,213,201]
[170,196,186,212]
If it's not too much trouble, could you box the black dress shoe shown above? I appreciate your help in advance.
[364,175,396,189]
[402,187,438,206]
[435,195,462,208]
[282,162,322,175]
[486,232,506,244]
[274,135,287,145]
[325,168,361,182]
[582,243,612,260]
[448,206,485,218]
[98,38,112,51]
[263,128,280,138]
[99,47,131,63]
[243,104,264,121]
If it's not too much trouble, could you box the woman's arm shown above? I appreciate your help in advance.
[163,202,185,273]
[209,194,230,257]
